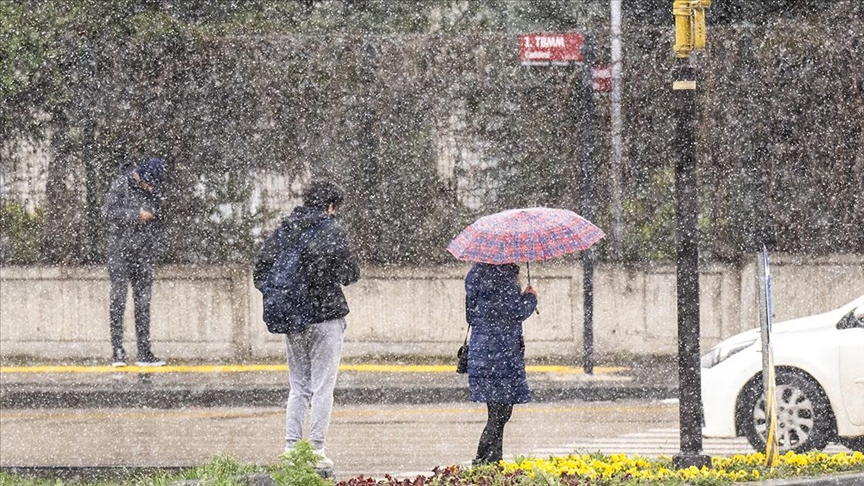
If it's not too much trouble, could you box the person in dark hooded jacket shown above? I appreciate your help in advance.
[253,180,359,470]
[464,262,538,465]
[101,157,166,367]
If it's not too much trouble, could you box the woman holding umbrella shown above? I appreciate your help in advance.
[448,207,605,464]
[464,262,537,465]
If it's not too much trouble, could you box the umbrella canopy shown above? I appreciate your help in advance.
[447,207,604,264]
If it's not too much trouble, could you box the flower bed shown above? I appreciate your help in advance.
[339,451,864,486]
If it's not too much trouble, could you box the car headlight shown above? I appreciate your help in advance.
[701,338,756,369]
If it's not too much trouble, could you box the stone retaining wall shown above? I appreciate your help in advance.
[1,255,861,361]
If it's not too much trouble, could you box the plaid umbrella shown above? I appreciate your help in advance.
[447,207,605,264]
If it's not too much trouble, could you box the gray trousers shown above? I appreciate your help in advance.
[284,318,345,451]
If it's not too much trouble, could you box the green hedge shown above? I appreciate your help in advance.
[2,1,862,265]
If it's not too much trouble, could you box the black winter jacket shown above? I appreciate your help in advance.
[101,171,163,265]
[253,206,360,325]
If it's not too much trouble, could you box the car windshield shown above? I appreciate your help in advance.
[837,303,864,329]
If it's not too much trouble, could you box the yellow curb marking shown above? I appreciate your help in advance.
[0,408,283,421]
[0,364,286,374]
[0,364,627,375]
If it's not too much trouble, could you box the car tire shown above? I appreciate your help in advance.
[839,436,864,452]
[738,371,833,453]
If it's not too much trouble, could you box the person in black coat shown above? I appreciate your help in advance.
[253,180,360,470]
[464,262,538,465]
[101,158,166,367]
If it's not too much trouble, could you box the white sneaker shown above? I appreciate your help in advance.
[111,348,127,367]
[314,448,334,469]
[135,353,166,367]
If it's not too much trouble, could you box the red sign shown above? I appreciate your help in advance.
[593,64,612,93]
[519,33,585,65]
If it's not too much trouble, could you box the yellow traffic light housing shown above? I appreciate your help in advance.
[673,0,711,57]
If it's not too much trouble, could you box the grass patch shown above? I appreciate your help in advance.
[269,441,329,486]
[177,455,258,485]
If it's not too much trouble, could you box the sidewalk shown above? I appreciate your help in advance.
[0,359,680,408]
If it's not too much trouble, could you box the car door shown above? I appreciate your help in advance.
[838,303,864,427]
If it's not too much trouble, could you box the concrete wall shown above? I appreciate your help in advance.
[1,255,862,362]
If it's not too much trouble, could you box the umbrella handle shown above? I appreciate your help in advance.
[525,262,539,315]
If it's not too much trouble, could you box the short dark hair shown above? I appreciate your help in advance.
[302,180,345,210]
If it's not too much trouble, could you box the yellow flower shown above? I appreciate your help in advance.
[496,449,864,484]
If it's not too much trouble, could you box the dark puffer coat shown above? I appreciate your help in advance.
[465,263,538,404]
[101,171,163,266]
[253,205,360,325]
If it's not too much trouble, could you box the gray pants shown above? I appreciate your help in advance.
[284,318,345,451]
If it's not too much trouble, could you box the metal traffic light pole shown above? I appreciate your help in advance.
[671,0,712,470]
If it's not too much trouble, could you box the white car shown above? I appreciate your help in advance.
[701,295,864,453]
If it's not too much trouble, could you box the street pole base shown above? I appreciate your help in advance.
[672,452,712,470]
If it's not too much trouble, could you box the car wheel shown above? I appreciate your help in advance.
[839,436,864,452]
[739,371,833,453]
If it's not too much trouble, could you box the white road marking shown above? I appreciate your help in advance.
[528,427,850,458]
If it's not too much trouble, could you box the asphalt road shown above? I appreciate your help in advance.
[0,399,675,479]
[0,399,682,481]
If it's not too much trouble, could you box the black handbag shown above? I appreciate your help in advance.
[456,325,470,374]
